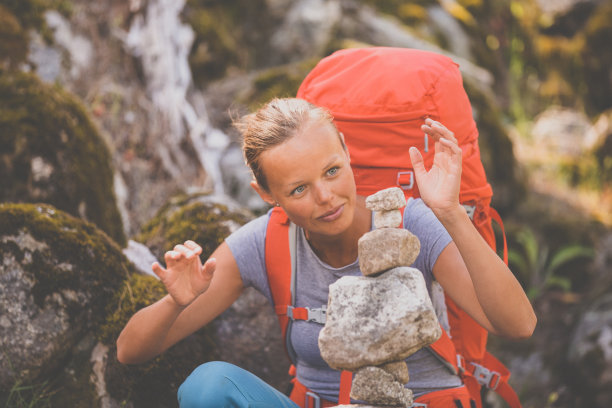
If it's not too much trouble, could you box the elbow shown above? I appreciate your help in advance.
[505,313,537,340]
[116,334,140,365]
[116,339,131,365]
[116,345,144,365]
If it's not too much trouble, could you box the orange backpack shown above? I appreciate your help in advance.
[265,47,520,408]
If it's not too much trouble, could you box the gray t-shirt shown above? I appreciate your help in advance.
[226,198,462,401]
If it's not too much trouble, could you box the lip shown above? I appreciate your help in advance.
[318,204,344,222]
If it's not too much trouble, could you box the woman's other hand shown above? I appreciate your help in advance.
[409,118,462,216]
[152,240,216,307]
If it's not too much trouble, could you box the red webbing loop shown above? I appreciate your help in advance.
[338,370,352,404]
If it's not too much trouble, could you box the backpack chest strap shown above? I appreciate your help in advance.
[275,305,327,324]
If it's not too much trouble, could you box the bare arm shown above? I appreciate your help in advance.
[116,241,243,364]
[410,119,536,339]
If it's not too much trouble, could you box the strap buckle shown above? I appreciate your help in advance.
[462,204,476,220]
[397,171,414,190]
[306,306,327,324]
[305,391,321,408]
[286,306,327,324]
[470,362,501,390]
[456,354,466,375]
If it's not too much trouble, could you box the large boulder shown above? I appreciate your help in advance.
[0,70,126,246]
[0,203,131,397]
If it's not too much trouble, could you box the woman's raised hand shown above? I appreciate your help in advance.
[151,240,216,308]
[409,118,462,216]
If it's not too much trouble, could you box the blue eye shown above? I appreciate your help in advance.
[292,185,306,195]
[327,167,339,176]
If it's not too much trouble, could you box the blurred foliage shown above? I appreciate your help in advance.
[508,227,595,299]
[243,58,319,110]
[183,0,278,86]
[0,0,72,68]
[3,378,55,408]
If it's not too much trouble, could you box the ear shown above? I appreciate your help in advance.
[250,180,276,206]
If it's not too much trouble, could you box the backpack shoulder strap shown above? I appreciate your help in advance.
[265,207,296,362]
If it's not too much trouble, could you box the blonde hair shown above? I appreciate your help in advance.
[235,98,342,192]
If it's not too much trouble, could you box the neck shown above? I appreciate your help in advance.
[306,196,371,268]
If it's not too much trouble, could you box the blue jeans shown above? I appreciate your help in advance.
[178,361,300,408]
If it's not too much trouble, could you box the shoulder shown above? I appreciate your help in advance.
[225,210,271,250]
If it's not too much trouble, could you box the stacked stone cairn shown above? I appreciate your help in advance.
[318,187,442,407]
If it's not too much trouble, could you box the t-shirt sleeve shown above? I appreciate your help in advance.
[403,198,453,290]
[225,210,273,303]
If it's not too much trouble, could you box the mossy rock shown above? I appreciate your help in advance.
[136,192,253,261]
[100,272,220,408]
[0,70,126,246]
[0,202,132,396]
[103,193,290,407]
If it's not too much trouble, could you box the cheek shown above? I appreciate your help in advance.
[283,200,313,223]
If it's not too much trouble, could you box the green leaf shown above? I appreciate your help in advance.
[517,228,539,268]
[545,276,572,292]
[548,245,595,273]
[508,249,528,276]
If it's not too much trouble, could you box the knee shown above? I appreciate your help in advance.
[177,361,243,408]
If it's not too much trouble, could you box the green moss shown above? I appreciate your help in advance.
[0,202,131,326]
[136,192,252,261]
[99,272,166,345]
[0,70,126,246]
[101,270,220,407]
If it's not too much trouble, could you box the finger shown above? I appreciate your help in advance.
[151,262,167,280]
[183,240,203,256]
[165,250,182,263]
[409,146,427,180]
[174,244,200,260]
[422,121,457,144]
[439,137,462,156]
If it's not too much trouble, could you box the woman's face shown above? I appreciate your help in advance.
[258,119,356,238]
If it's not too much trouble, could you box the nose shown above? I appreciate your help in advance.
[313,181,333,204]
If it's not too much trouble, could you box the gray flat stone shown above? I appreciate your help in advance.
[358,229,420,276]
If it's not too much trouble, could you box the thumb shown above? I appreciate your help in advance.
[201,258,217,280]
[409,146,427,180]
[151,262,166,280]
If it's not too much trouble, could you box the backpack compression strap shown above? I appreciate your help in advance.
[265,207,352,404]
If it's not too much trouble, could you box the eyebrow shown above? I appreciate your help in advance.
[284,155,341,190]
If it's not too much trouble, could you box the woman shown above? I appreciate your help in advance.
[117,98,536,407]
